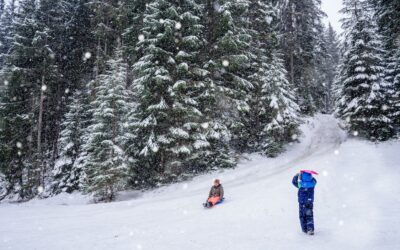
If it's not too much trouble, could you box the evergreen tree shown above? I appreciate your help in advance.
[336,0,394,141]
[58,0,96,91]
[88,0,122,75]
[388,47,400,131]
[370,0,400,133]
[129,0,213,185]
[260,53,300,156]
[237,0,274,152]
[319,24,341,113]
[83,48,129,201]
[0,0,15,71]
[237,0,299,154]
[51,91,88,194]
[0,0,42,199]
[122,0,147,66]
[370,0,400,52]
[280,0,326,114]
[202,0,252,154]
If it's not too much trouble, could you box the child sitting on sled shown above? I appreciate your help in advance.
[204,179,224,208]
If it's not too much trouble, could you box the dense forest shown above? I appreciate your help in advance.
[0,0,398,202]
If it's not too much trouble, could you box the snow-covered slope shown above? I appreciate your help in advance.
[1,115,400,250]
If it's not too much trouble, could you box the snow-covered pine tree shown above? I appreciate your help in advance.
[370,0,400,134]
[260,53,300,157]
[370,0,400,52]
[88,0,122,75]
[83,48,130,201]
[324,24,341,113]
[236,0,275,152]
[315,24,341,114]
[280,0,326,114]
[122,0,147,66]
[57,0,96,91]
[0,0,15,71]
[237,0,299,155]
[202,0,253,154]
[387,47,400,133]
[336,0,395,141]
[0,0,78,199]
[129,0,212,185]
[0,0,46,199]
[51,91,88,194]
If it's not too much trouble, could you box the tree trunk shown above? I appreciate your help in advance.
[37,74,45,188]
[290,51,294,86]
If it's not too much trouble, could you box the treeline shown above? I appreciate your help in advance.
[335,0,400,141]
[0,0,341,201]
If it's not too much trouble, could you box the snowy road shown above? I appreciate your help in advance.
[1,115,400,250]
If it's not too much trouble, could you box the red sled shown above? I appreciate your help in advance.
[300,170,319,175]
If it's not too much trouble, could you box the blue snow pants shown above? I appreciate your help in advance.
[299,202,314,232]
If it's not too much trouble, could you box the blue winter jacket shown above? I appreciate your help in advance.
[292,173,317,204]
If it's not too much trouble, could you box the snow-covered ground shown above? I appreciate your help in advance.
[1,115,400,250]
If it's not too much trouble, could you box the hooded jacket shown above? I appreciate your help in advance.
[208,184,224,199]
[292,173,317,204]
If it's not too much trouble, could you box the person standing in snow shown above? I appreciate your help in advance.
[292,171,317,235]
[204,179,224,208]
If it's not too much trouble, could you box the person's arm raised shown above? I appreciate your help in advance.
[292,174,300,188]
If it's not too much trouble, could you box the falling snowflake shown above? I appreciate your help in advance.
[322,170,328,176]
[338,220,344,226]
[291,134,298,140]
[175,22,182,30]
[160,19,165,24]
[201,122,209,129]
[84,52,92,60]
[136,244,143,249]
[37,186,44,194]
[4,80,8,86]
[138,34,145,42]
[345,117,351,122]
[41,85,47,91]
[183,210,188,215]
[334,150,340,155]
[342,204,347,208]
[381,105,388,111]
[222,60,229,67]
[65,88,70,94]
[129,232,134,237]
[353,131,358,136]
[16,142,22,149]
[182,183,188,190]
[17,151,22,156]
[265,16,273,24]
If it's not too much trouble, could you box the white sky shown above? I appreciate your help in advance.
[321,0,343,33]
